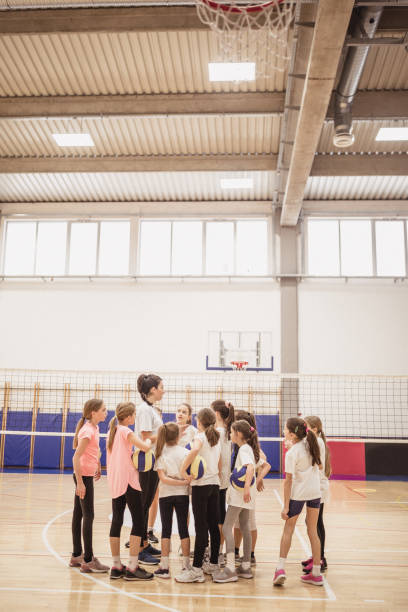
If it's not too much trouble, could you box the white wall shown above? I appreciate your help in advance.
[299,281,408,375]
[0,282,280,372]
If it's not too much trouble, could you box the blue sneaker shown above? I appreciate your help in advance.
[138,550,160,566]
[144,544,161,557]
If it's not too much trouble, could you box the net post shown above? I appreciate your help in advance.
[59,383,70,471]
[29,383,40,470]
[0,382,10,469]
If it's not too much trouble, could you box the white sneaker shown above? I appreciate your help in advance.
[218,553,225,567]
[202,561,218,575]
[175,567,205,583]
[213,567,238,583]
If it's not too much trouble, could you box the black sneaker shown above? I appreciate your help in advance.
[144,543,161,557]
[154,567,170,579]
[110,565,126,580]
[148,529,159,545]
[124,566,154,581]
[321,558,328,572]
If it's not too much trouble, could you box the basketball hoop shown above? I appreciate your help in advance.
[195,0,295,78]
[230,360,249,371]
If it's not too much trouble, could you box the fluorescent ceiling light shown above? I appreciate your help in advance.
[208,62,256,82]
[52,133,95,147]
[220,178,254,189]
[375,127,408,141]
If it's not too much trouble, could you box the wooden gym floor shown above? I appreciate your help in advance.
[0,473,407,612]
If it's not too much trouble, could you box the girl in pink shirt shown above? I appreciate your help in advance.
[70,398,109,574]
[107,402,154,581]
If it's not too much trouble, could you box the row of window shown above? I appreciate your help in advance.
[2,219,269,277]
[307,219,408,277]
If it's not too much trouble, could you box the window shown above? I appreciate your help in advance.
[139,221,171,275]
[69,222,98,275]
[3,222,36,275]
[376,221,406,276]
[171,222,202,275]
[99,221,130,275]
[36,222,67,275]
[236,220,268,275]
[307,219,339,275]
[206,222,234,275]
[340,220,372,276]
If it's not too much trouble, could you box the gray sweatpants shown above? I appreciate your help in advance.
[222,505,251,563]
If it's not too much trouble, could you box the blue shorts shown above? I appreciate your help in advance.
[287,498,320,518]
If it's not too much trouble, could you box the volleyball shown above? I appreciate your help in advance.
[186,455,206,479]
[230,466,255,490]
[132,448,155,472]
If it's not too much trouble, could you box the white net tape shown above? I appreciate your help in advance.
[195,0,295,76]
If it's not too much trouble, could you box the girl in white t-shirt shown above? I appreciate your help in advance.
[273,417,322,588]
[176,403,197,448]
[213,419,260,584]
[304,416,331,574]
[153,422,193,580]
[177,408,221,584]
[212,399,235,563]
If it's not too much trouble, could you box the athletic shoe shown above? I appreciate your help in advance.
[239,554,256,566]
[212,567,238,583]
[110,565,126,580]
[303,560,325,575]
[69,554,84,567]
[148,529,159,545]
[301,556,312,567]
[202,561,219,575]
[138,550,160,565]
[273,569,286,586]
[321,557,328,572]
[175,567,205,583]
[218,553,226,567]
[154,567,170,579]
[236,564,253,579]
[301,573,323,586]
[80,557,109,573]
[250,554,256,566]
[144,544,161,557]
[124,566,154,581]
[234,550,240,563]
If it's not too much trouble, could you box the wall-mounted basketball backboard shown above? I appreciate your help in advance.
[206,331,273,372]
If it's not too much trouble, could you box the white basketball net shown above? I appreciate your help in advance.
[195,0,295,77]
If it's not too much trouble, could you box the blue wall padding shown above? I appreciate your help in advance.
[163,412,176,424]
[255,414,280,437]
[33,413,63,469]
[3,411,33,467]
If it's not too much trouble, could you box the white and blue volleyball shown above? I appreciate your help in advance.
[186,455,206,479]
[132,448,155,472]
[230,466,255,490]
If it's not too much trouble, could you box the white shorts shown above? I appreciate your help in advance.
[234,507,256,531]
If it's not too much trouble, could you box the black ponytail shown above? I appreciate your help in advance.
[211,400,235,440]
[286,417,321,467]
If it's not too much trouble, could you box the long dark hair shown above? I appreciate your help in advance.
[234,410,256,429]
[305,415,331,478]
[155,422,179,461]
[232,419,260,463]
[286,417,321,467]
[211,400,235,440]
[107,402,136,452]
[73,399,104,449]
[197,408,220,447]
[137,373,162,405]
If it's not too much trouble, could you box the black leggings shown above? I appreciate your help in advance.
[72,475,94,563]
[317,503,325,559]
[192,484,220,568]
[159,495,190,540]
[139,469,159,544]
[218,488,227,525]
[110,485,144,538]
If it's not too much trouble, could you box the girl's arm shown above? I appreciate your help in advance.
[128,432,152,453]
[157,468,192,487]
[281,472,292,520]
[243,463,255,504]
[140,430,157,444]
[180,438,202,479]
[72,438,89,499]
[256,461,271,491]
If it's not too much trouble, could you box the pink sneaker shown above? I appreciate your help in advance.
[301,556,312,567]
[273,569,286,586]
[80,557,109,573]
[69,554,84,567]
[301,573,323,586]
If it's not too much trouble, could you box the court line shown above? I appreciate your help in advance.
[42,506,181,612]
[272,489,336,602]
[345,485,366,498]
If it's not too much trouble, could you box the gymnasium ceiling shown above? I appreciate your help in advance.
[0,0,407,224]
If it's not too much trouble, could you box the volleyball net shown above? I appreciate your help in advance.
[0,368,407,476]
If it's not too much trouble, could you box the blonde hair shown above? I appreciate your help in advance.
[107,402,136,452]
[155,422,179,461]
[305,415,331,478]
[197,408,220,447]
[73,399,104,449]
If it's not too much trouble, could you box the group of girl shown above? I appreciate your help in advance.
[70,372,330,587]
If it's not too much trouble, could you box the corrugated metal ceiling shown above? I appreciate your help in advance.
[0,115,282,157]
[319,120,408,155]
[305,175,408,201]
[0,171,276,202]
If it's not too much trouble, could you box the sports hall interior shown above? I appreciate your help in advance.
[0,1,407,611]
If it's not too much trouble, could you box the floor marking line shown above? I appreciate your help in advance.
[41,505,181,612]
[345,485,366,498]
[364,600,385,603]
[273,488,336,602]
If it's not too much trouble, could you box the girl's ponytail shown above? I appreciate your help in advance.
[305,429,321,467]
[205,424,220,447]
[232,419,260,463]
[73,416,85,449]
[73,398,104,449]
[107,415,118,452]
[155,424,167,461]
[106,402,136,452]
[320,430,332,478]
[197,408,220,447]
[286,416,321,467]
[211,400,235,440]
[156,422,179,460]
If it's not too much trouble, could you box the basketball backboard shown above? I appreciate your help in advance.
[206,330,273,371]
